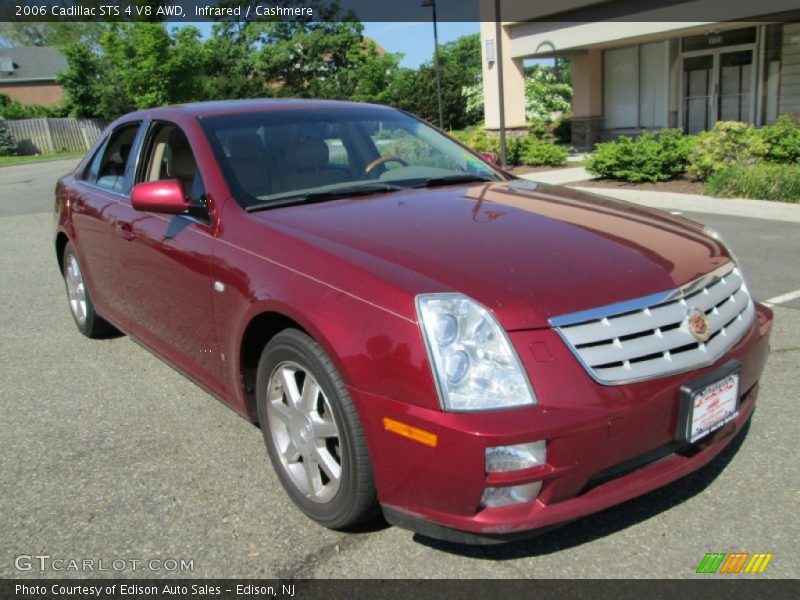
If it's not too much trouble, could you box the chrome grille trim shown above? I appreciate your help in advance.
[550,263,755,385]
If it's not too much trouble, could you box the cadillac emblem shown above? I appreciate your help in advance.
[686,307,712,342]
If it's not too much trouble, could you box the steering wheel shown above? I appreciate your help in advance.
[363,155,409,177]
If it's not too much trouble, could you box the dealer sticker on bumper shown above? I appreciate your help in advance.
[689,373,739,443]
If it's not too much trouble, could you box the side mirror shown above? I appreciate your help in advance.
[479,151,501,166]
[131,180,188,214]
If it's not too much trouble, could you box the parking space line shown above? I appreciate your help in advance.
[763,288,800,307]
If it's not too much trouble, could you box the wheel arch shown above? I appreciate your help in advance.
[239,310,311,422]
[55,231,70,274]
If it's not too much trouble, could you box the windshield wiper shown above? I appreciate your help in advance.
[411,174,495,189]
[246,183,404,212]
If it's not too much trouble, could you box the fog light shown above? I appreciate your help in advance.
[481,482,542,508]
[485,440,546,473]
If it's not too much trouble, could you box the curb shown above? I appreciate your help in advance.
[569,186,800,224]
[0,156,81,169]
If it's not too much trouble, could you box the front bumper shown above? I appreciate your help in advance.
[350,303,772,543]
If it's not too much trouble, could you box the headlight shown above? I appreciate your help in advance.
[416,293,537,412]
[703,226,739,265]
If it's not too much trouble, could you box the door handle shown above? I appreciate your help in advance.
[118,222,136,241]
[70,195,85,213]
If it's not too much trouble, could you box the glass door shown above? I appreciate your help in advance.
[682,48,755,134]
[718,50,753,122]
[683,55,713,134]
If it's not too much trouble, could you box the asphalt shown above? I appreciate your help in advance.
[1,160,798,578]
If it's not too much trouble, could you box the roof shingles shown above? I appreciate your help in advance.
[0,47,68,83]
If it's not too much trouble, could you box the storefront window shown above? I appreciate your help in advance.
[604,42,667,130]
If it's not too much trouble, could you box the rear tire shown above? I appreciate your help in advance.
[62,242,115,338]
[256,329,378,529]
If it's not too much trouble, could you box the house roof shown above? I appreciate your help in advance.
[0,46,68,84]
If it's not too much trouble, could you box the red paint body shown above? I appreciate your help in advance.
[54,101,772,539]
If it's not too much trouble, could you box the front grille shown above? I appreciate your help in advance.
[550,263,755,384]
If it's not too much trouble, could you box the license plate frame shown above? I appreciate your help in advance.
[676,361,742,444]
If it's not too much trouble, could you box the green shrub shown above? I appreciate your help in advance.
[448,129,472,145]
[687,121,768,180]
[759,115,800,164]
[460,128,570,167]
[520,141,568,166]
[705,163,800,202]
[0,117,18,156]
[551,114,572,145]
[585,129,693,182]
[527,120,548,140]
[0,93,67,120]
[464,128,524,165]
[505,137,528,166]
[465,127,500,155]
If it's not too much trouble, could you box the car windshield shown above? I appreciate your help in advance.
[200,106,506,210]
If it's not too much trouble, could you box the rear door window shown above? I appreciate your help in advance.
[81,123,141,194]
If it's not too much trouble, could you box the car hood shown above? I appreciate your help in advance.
[251,181,730,330]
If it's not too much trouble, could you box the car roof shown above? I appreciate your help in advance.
[126,98,395,121]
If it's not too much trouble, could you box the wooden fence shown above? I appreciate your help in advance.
[6,118,108,156]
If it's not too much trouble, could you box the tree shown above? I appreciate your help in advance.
[462,76,484,125]
[0,23,106,48]
[459,63,574,127]
[254,21,370,100]
[523,67,572,122]
[201,23,264,100]
[60,24,214,118]
[0,116,17,156]
[100,24,178,110]
[340,40,402,105]
[54,20,472,123]
[389,33,482,130]
[58,43,107,118]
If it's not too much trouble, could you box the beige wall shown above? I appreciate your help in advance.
[481,21,526,129]
[0,82,64,106]
[571,50,602,118]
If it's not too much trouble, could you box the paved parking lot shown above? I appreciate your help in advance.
[1,159,798,578]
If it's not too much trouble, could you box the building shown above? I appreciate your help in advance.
[0,46,68,106]
[479,0,800,147]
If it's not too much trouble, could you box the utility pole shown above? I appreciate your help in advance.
[422,0,445,129]
[494,0,507,166]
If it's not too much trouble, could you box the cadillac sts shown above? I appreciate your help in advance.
[54,100,772,543]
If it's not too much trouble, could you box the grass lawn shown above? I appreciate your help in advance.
[0,152,82,167]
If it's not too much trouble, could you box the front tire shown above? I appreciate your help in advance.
[62,242,115,338]
[256,329,377,529]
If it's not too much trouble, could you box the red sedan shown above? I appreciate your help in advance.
[54,100,772,544]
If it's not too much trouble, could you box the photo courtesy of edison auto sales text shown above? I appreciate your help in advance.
[15,584,295,597]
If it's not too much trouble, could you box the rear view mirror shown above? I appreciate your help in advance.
[131,180,188,214]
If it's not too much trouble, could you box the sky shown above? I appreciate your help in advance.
[361,22,480,68]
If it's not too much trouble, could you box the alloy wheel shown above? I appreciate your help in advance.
[65,253,87,326]
[266,361,343,503]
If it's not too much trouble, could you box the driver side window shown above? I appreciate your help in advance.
[140,123,206,209]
